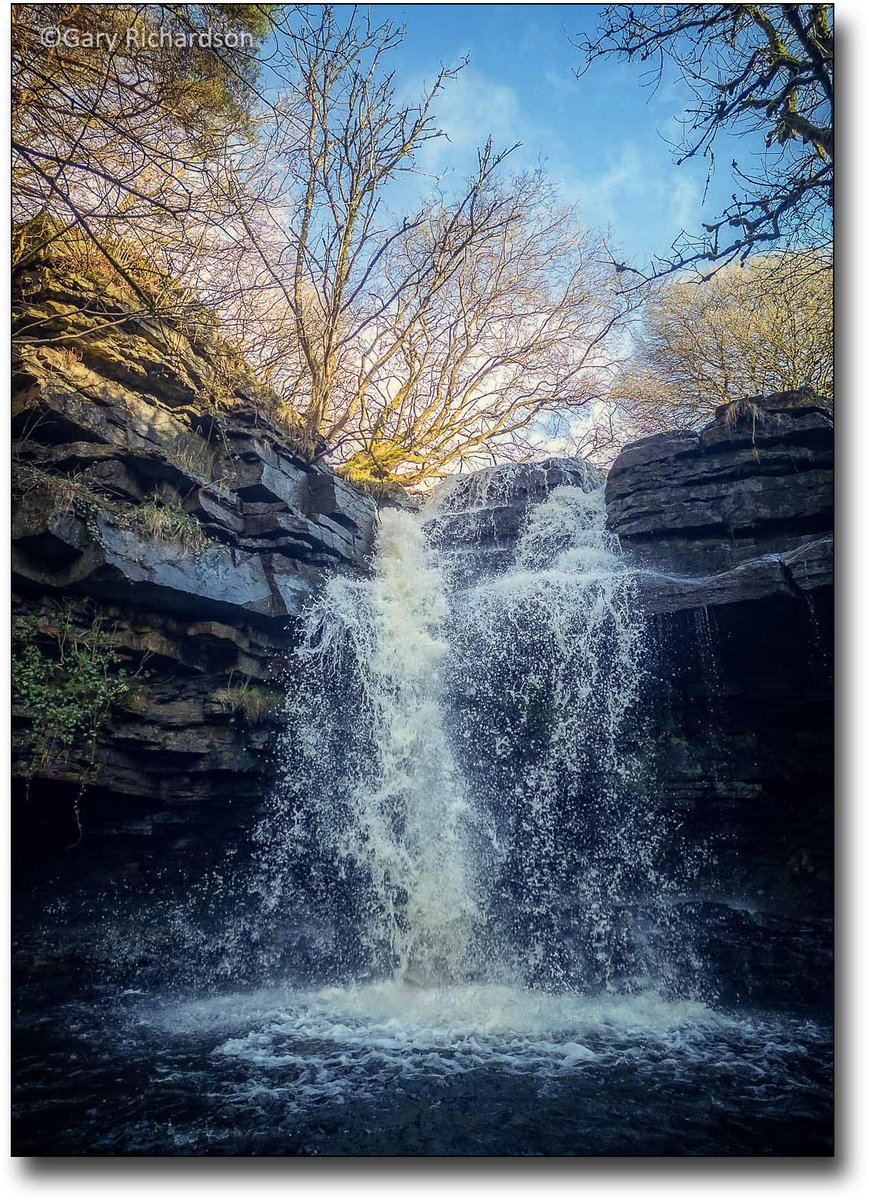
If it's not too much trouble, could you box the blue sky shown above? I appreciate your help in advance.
[353,2,754,268]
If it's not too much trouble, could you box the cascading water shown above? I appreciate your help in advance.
[279,506,483,986]
[258,472,669,997]
[443,484,659,991]
[11,462,833,1156]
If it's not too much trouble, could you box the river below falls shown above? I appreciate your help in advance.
[12,979,832,1156]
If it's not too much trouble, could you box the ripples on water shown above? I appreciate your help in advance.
[13,981,832,1156]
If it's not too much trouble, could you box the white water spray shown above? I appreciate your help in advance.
[285,507,483,985]
[446,484,651,989]
[272,469,657,994]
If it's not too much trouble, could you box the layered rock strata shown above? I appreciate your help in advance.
[605,393,833,1005]
[605,389,832,613]
[11,259,376,860]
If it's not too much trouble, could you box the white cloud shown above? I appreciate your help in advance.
[392,66,704,260]
[541,66,576,101]
[555,144,700,249]
[669,174,702,236]
[415,68,523,175]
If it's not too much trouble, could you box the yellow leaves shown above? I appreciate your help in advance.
[610,251,832,439]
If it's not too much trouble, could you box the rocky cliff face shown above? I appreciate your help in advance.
[606,389,832,612]
[605,392,833,1007]
[11,260,376,863]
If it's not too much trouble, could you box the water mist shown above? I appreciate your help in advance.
[266,474,661,995]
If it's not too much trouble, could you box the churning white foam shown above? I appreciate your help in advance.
[131,979,827,1143]
[145,982,723,1089]
[267,472,657,995]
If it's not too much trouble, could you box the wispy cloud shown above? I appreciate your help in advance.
[414,68,523,174]
[394,61,705,261]
[542,66,577,102]
[556,144,701,253]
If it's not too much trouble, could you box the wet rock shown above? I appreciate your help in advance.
[426,456,603,577]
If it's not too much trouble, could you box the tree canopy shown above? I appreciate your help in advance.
[12,4,635,486]
[607,251,832,439]
[11,4,834,486]
[12,2,274,309]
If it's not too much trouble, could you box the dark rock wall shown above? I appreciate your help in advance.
[606,393,833,1005]
[606,389,833,611]
[11,261,376,868]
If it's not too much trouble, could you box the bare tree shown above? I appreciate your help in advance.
[607,251,832,438]
[329,177,636,487]
[576,5,833,279]
[199,6,515,456]
[13,4,637,484]
[194,9,638,482]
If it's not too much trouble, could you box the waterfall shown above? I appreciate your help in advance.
[265,466,664,995]
[18,460,832,1158]
[15,459,833,1158]
[272,506,484,986]
[444,484,652,990]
